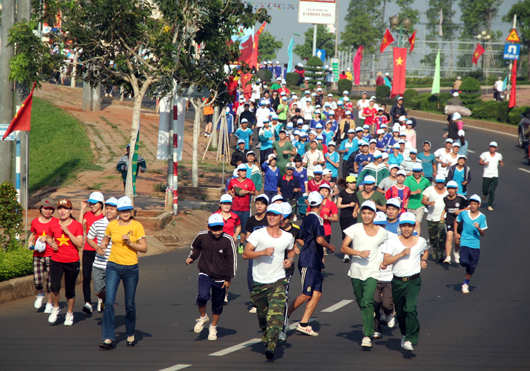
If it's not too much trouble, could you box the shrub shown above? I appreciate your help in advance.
[338,78,352,93]
[257,68,272,82]
[285,72,300,87]
[375,85,391,99]
[459,77,481,93]
[410,93,431,110]
[0,181,23,251]
[403,89,419,103]
[471,101,510,122]
[460,93,482,109]
[305,56,325,89]
[508,106,530,125]
[437,92,453,112]
[0,243,34,282]
[307,56,323,67]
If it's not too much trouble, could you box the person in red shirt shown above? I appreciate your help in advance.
[373,108,389,132]
[307,165,330,193]
[385,170,412,212]
[227,164,256,251]
[278,80,290,97]
[376,71,385,86]
[339,70,348,80]
[362,99,378,134]
[214,194,241,239]
[79,192,105,315]
[318,183,338,242]
[46,198,84,326]
[29,198,58,313]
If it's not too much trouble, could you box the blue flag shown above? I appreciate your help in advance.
[287,37,294,73]
[503,75,508,91]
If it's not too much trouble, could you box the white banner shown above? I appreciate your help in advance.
[298,0,336,25]
[156,97,172,160]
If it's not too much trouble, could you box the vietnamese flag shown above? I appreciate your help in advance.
[471,44,485,65]
[391,48,407,98]
[2,82,36,140]
[509,60,517,108]
[408,30,417,54]
[238,36,254,65]
[380,28,395,53]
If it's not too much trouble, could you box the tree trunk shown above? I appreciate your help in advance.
[125,93,144,201]
[71,51,79,88]
[190,99,202,187]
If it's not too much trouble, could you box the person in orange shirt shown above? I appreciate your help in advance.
[203,98,215,137]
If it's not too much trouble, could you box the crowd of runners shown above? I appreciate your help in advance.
[27,78,503,359]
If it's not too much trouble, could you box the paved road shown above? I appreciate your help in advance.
[1,116,529,371]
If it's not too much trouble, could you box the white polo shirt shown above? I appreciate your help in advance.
[383,236,428,277]
[344,223,388,281]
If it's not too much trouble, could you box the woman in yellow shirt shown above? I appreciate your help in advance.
[98,196,147,350]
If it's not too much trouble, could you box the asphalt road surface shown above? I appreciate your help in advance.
[1,115,529,371]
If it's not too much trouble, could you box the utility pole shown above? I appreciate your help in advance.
[0,0,16,184]
[506,15,517,102]
[313,24,317,56]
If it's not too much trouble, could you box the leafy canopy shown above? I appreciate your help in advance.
[294,25,335,60]
[258,31,283,61]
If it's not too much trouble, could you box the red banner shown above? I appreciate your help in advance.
[391,48,407,98]
[471,44,485,65]
[3,82,36,139]
[408,30,417,54]
[509,60,517,108]
[353,45,363,85]
[380,28,395,53]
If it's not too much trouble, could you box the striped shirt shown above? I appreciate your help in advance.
[87,217,112,270]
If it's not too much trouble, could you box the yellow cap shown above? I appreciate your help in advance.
[346,176,357,183]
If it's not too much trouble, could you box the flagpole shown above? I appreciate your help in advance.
[506,15,517,103]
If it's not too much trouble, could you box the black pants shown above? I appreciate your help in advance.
[50,260,80,299]
[260,148,273,166]
[341,158,351,178]
[340,216,356,239]
[83,250,96,303]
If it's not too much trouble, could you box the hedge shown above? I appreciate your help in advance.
[403,89,419,103]
[408,91,451,113]
[0,244,33,282]
[338,78,352,93]
[459,77,481,93]
[375,85,391,99]
[285,72,300,86]
[471,101,509,122]
[508,106,530,126]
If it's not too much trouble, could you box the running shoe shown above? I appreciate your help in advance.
[97,298,103,313]
[238,243,244,254]
[373,332,382,339]
[34,295,45,309]
[361,337,372,348]
[265,346,275,360]
[296,324,319,336]
[403,341,414,351]
[343,255,351,263]
[99,340,113,350]
[249,307,257,313]
[194,315,209,333]
[48,307,61,323]
[82,303,93,314]
[278,331,287,342]
[461,283,470,294]
[454,251,460,264]
[488,206,494,211]
[208,325,217,341]
[443,256,451,265]
[224,293,229,303]
[44,303,53,314]
[387,314,396,328]
[64,312,74,326]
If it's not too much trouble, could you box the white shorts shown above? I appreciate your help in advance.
[409,208,424,223]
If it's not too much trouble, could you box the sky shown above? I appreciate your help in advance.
[254,0,521,64]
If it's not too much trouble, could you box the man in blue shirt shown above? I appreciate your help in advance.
[417,141,436,182]
[287,192,335,337]
[339,129,359,177]
[457,130,469,156]
[235,120,253,150]
[325,142,340,179]
[355,142,374,174]
[455,194,487,294]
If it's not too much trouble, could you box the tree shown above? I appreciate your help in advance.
[394,0,420,32]
[258,31,283,61]
[340,0,382,53]
[504,1,530,80]
[459,0,501,40]
[294,25,335,60]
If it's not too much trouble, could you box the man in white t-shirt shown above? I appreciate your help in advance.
[243,203,295,360]
[421,175,448,261]
[434,139,453,177]
[493,77,504,101]
[255,100,271,130]
[382,212,428,352]
[251,81,262,101]
[357,92,370,121]
[479,141,503,211]
[341,200,388,348]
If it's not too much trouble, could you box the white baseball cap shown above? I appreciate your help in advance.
[399,115,407,121]
[363,175,376,184]
[208,213,224,227]
[412,163,423,171]
[446,138,454,143]
[360,200,377,211]
[271,194,285,203]
[396,170,407,177]
[435,174,446,183]
[117,196,133,211]
[255,194,270,204]
[377,129,385,135]
[452,112,462,120]
[319,182,331,190]
[313,165,324,174]
[386,198,401,209]
[88,192,105,204]
[236,163,248,171]
[489,141,498,147]
[281,202,293,217]
[374,211,387,225]
[446,180,458,188]
[374,150,382,159]
[469,194,482,203]
[220,194,233,203]
[343,90,350,95]
[322,169,332,176]
[399,212,416,225]
[266,203,283,215]
[410,148,418,154]
[105,197,118,206]
[308,191,323,206]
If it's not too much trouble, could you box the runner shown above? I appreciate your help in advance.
[355,142,373,175]
[273,129,297,175]
[337,175,359,242]
[244,151,263,194]
[187,214,236,341]
[302,140,325,180]
[46,199,83,326]
[404,164,432,235]
[243,203,295,359]
[447,155,471,196]
[338,129,359,177]
[230,139,249,167]
[80,192,105,315]
[434,139,453,178]
[377,164,399,194]
[214,194,241,251]
[228,164,257,252]
[400,148,423,176]
[357,151,389,187]
[417,141,437,182]
[382,212,428,351]
[357,175,387,221]
[288,192,335,337]
[389,143,404,166]
[455,195,488,294]
[421,176,449,262]
[306,165,329,192]
[443,181,469,265]
[262,154,281,200]
[29,198,57,313]
[277,162,301,208]
[385,170,411,212]
[99,196,148,349]
[87,197,119,313]
[116,144,147,190]
[318,184,339,245]
[341,200,388,348]
[479,141,503,211]
[325,142,340,180]
[385,198,402,234]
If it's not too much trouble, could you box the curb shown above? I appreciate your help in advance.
[409,109,518,135]
[0,273,82,304]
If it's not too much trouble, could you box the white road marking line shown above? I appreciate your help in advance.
[289,317,316,330]
[519,168,530,174]
[321,300,354,313]
[159,364,192,371]
[468,149,475,153]
[209,338,262,356]
[417,116,517,138]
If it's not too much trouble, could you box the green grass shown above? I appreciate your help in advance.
[87,182,104,190]
[29,97,94,191]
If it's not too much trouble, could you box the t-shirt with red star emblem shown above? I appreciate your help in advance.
[30,217,58,258]
[50,220,83,263]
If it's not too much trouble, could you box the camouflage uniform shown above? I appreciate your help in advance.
[427,221,446,261]
[250,278,288,352]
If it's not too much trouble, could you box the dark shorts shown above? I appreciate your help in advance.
[445,222,463,234]
[49,260,80,299]
[196,274,226,315]
[299,266,323,296]
[459,246,480,275]
[204,114,213,123]
[233,210,250,234]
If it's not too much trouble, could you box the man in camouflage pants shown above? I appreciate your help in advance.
[243,203,295,360]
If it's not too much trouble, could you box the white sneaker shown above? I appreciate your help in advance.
[48,307,61,323]
[224,293,228,303]
[443,256,451,265]
[403,340,414,351]
[208,325,217,341]
[249,307,257,313]
[97,298,103,313]
[454,251,460,264]
[373,332,382,339]
[278,331,287,342]
[64,312,74,326]
[194,315,209,333]
[488,206,494,211]
[462,283,470,294]
[387,314,396,328]
[44,303,53,314]
[361,336,372,348]
[343,255,351,263]
[296,324,319,336]
[34,295,45,309]
[82,303,93,314]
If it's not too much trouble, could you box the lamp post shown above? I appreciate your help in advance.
[475,31,491,81]
[390,15,412,48]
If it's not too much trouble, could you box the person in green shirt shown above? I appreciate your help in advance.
[277,96,289,124]
[271,77,282,91]
[304,131,324,152]
[403,163,432,235]
[273,130,297,175]
[356,175,387,222]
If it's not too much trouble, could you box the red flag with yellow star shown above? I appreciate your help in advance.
[408,30,417,54]
[391,48,407,98]
[2,82,36,140]
[380,28,395,53]
[472,44,485,65]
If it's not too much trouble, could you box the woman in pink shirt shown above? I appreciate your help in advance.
[405,120,416,149]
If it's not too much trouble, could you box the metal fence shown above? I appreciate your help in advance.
[336,39,510,86]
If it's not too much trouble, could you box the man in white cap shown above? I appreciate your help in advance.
[382,212,429,351]
[493,76,504,101]
[274,61,282,79]
[479,141,503,211]
[357,92,369,124]
[271,77,282,90]
[390,97,407,124]
[288,191,336,337]
[243,203,295,359]
[404,163,432,234]
[341,200,388,348]
[421,175,449,261]
[442,180,468,265]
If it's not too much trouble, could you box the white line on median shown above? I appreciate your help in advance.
[417,116,517,138]
[321,300,354,313]
[209,338,262,357]
[159,364,192,371]
[519,168,530,174]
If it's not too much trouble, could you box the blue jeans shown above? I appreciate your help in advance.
[102,261,139,341]
[233,210,250,234]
